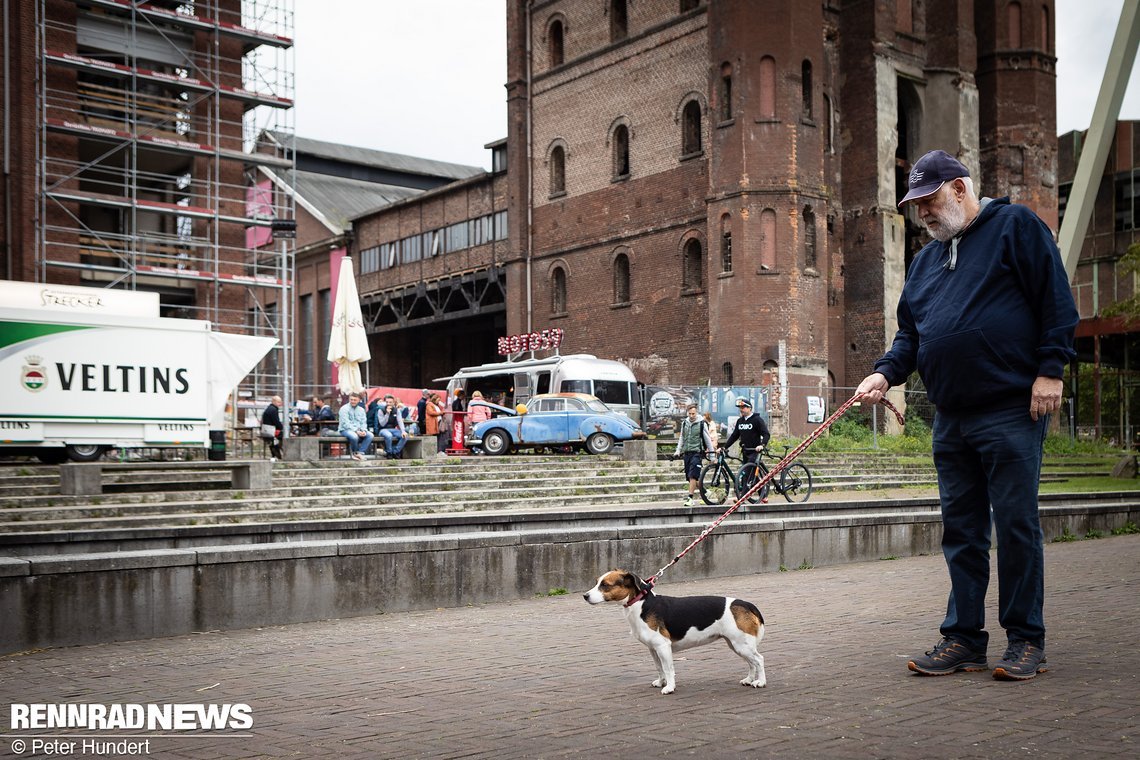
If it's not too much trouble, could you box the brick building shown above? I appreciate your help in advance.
[1059,121,1140,442]
[1,0,295,399]
[355,1,1058,435]
[252,133,483,398]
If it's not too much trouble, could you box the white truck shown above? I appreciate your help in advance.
[0,280,275,463]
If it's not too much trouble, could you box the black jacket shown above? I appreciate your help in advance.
[724,413,770,451]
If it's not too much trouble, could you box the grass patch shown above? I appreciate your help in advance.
[1038,477,1140,494]
[778,564,788,572]
[541,587,568,597]
[1111,521,1139,535]
[1084,529,1104,540]
[880,554,900,561]
[796,558,814,571]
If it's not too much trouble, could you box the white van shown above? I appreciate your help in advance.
[440,354,642,424]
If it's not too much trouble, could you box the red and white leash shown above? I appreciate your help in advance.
[633,392,905,600]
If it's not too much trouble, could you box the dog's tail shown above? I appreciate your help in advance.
[729,599,765,639]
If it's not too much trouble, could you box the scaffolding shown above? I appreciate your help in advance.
[34,0,296,407]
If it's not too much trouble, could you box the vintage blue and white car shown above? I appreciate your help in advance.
[464,393,645,455]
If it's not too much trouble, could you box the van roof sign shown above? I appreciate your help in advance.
[1,280,159,318]
[497,328,564,356]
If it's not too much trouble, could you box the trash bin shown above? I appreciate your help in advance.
[208,429,226,461]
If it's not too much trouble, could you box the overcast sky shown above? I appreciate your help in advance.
[291,0,1140,171]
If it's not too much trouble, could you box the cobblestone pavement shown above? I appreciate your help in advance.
[1,535,1137,760]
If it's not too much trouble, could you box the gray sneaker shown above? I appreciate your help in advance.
[992,640,1047,681]
[908,637,988,676]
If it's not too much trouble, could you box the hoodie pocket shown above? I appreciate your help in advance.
[917,329,1018,410]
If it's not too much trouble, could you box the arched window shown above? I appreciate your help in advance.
[720,214,733,273]
[613,253,630,304]
[549,144,566,196]
[610,0,628,42]
[719,63,733,121]
[548,19,564,67]
[759,56,776,120]
[612,124,630,179]
[682,100,702,155]
[801,60,813,119]
[683,238,703,291]
[803,206,817,270]
[722,362,734,385]
[1008,1,1022,48]
[551,267,567,314]
[759,208,776,271]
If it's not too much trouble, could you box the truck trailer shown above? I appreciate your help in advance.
[0,280,276,462]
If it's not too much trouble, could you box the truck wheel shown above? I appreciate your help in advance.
[66,444,108,462]
[585,432,613,455]
[35,449,69,464]
[482,429,511,456]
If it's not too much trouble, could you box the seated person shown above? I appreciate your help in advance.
[373,394,408,459]
[310,396,335,433]
[337,392,373,461]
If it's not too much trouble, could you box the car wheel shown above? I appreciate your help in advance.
[482,429,511,456]
[66,444,108,462]
[585,432,613,455]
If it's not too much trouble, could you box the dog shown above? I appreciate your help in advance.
[583,570,766,694]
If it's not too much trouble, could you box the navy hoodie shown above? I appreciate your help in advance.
[874,197,1078,414]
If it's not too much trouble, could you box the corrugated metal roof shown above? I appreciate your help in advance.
[267,130,483,180]
[269,168,424,232]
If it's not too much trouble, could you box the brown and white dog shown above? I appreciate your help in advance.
[583,570,766,695]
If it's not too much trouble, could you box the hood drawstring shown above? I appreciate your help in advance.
[944,196,994,272]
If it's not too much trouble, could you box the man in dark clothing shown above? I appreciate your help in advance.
[417,390,429,433]
[857,149,1078,682]
[261,395,283,460]
[720,398,770,467]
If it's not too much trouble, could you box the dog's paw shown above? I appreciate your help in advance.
[650,678,664,688]
[660,684,675,695]
[741,677,767,688]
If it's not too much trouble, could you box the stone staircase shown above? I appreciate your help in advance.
[0,452,944,534]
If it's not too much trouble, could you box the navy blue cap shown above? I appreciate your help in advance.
[899,150,969,206]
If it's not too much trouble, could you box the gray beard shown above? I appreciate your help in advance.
[925,200,967,242]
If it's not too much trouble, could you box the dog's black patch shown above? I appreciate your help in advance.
[640,595,725,638]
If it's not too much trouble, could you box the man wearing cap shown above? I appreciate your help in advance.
[856,149,1078,681]
[721,398,770,468]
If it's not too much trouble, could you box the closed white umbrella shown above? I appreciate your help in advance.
[327,256,370,395]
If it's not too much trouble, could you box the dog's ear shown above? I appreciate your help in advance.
[627,573,651,593]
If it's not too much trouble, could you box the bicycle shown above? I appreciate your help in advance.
[699,446,814,505]
[750,444,813,503]
[698,449,767,506]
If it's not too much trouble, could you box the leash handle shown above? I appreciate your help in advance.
[646,392,904,588]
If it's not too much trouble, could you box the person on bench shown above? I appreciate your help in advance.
[374,394,408,460]
[337,392,373,461]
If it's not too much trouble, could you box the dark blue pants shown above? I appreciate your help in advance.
[932,406,1048,652]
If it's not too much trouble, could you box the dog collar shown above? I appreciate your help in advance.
[624,588,650,607]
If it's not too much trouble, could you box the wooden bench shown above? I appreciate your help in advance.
[59,460,272,496]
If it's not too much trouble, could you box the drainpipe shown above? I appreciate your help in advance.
[4,0,11,281]
[525,1,534,333]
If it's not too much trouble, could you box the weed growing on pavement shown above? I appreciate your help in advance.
[1111,521,1139,535]
[880,554,900,561]
[797,559,814,570]
[232,491,244,499]
[1053,526,1078,543]
[1085,529,1104,539]
[16,468,32,476]
[778,564,788,572]
[540,588,567,597]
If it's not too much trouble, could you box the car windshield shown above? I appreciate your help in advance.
[585,399,610,413]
